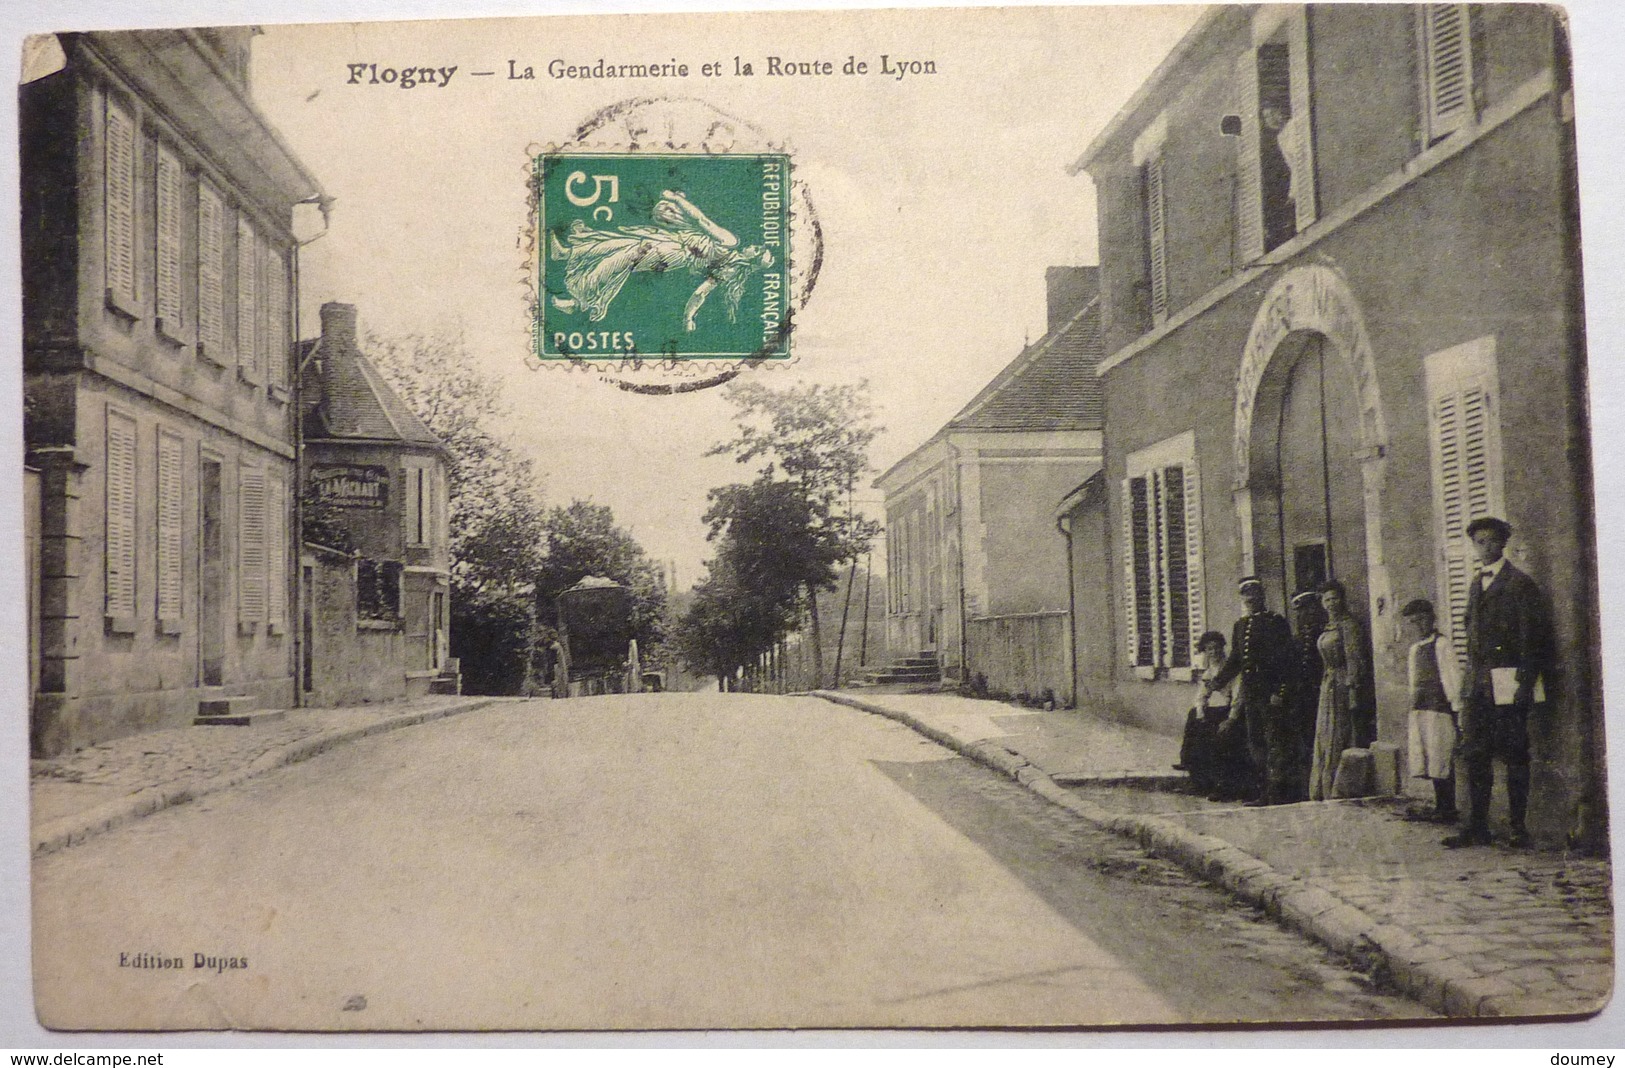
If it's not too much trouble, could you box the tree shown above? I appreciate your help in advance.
[701,381,883,687]
[364,331,549,693]
[536,500,668,659]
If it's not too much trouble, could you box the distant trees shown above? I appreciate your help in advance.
[365,332,663,693]
[679,381,882,689]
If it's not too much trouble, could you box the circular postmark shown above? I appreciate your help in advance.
[522,97,822,394]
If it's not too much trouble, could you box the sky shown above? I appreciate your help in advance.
[245,5,1203,588]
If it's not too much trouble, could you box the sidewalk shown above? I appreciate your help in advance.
[29,694,499,856]
[815,688,1613,1020]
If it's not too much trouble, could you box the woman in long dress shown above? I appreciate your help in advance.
[1309,580,1370,800]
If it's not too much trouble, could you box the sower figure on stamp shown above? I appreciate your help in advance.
[1205,577,1296,805]
[1444,516,1553,849]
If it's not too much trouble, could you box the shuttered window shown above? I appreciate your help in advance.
[104,97,137,312]
[1234,51,1265,264]
[404,461,428,547]
[155,146,185,335]
[238,461,267,624]
[264,244,288,390]
[1237,8,1317,261]
[156,428,184,624]
[1425,338,1504,667]
[105,410,138,622]
[1422,5,1474,144]
[236,216,260,382]
[1143,156,1169,323]
[1123,433,1204,676]
[267,474,287,628]
[198,182,226,361]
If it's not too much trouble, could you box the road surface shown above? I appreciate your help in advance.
[33,693,1429,1029]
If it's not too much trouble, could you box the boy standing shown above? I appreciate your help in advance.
[1401,599,1461,824]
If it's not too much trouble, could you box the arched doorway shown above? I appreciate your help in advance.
[1245,330,1369,613]
[1232,264,1390,635]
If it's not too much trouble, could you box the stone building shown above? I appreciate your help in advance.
[298,303,456,705]
[21,29,322,755]
[877,267,1103,702]
[1070,5,1597,845]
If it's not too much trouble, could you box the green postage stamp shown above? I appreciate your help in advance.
[535,151,791,362]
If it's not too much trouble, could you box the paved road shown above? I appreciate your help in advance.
[33,694,1429,1030]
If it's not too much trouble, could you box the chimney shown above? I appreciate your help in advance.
[1044,266,1100,332]
[315,302,361,436]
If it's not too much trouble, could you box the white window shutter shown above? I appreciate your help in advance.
[236,217,259,381]
[1423,5,1474,143]
[104,98,137,310]
[267,475,287,627]
[1234,50,1265,264]
[1145,157,1169,322]
[156,429,183,622]
[155,147,184,330]
[1287,8,1318,231]
[264,246,288,388]
[197,183,226,358]
[105,411,138,618]
[1426,340,1504,666]
[239,463,267,623]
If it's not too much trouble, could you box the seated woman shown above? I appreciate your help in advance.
[1176,630,1236,795]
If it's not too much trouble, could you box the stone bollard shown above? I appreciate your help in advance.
[1369,741,1401,795]
[1332,748,1375,798]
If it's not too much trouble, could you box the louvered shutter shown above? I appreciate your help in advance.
[104,98,137,310]
[1287,9,1318,231]
[1426,341,1503,667]
[236,217,259,381]
[264,246,288,389]
[1423,5,1474,143]
[198,183,226,358]
[1182,460,1205,657]
[238,463,267,623]
[1144,158,1169,323]
[1161,466,1191,667]
[1234,51,1265,264]
[105,411,138,619]
[1126,476,1155,667]
[267,475,287,627]
[155,147,184,331]
[156,429,183,622]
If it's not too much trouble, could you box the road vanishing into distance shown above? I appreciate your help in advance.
[34,693,1430,1030]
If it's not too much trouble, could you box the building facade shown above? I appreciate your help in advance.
[21,30,322,755]
[299,303,455,705]
[1072,5,1597,846]
[878,268,1104,703]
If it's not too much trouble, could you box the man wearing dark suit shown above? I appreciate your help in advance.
[1206,577,1297,805]
[1444,516,1552,849]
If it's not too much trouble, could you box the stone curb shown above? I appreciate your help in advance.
[811,690,1511,1020]
[32,697,500,857]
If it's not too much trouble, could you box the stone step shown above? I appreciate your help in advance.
[196,695,257,718]
[428,675,462,696]
[194,709,288,727]
[866,668,940,683]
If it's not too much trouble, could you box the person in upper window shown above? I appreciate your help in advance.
[1259,104,1298,252]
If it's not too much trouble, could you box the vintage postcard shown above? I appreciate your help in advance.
[12,0,1623,1038]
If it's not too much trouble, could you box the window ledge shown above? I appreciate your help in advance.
[357,618,402,632]
[106,613,137,635]
[237,620,260,636]
[268,384,290,405]
[104,289,140,323]
[197,341,231,369]
[155,317,190,348]
[156,617,184,636]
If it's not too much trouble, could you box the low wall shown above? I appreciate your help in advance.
[967,611,1071,705]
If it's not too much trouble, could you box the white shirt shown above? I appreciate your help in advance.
[1408,633,1463,714]
[1479,556,1506,589]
